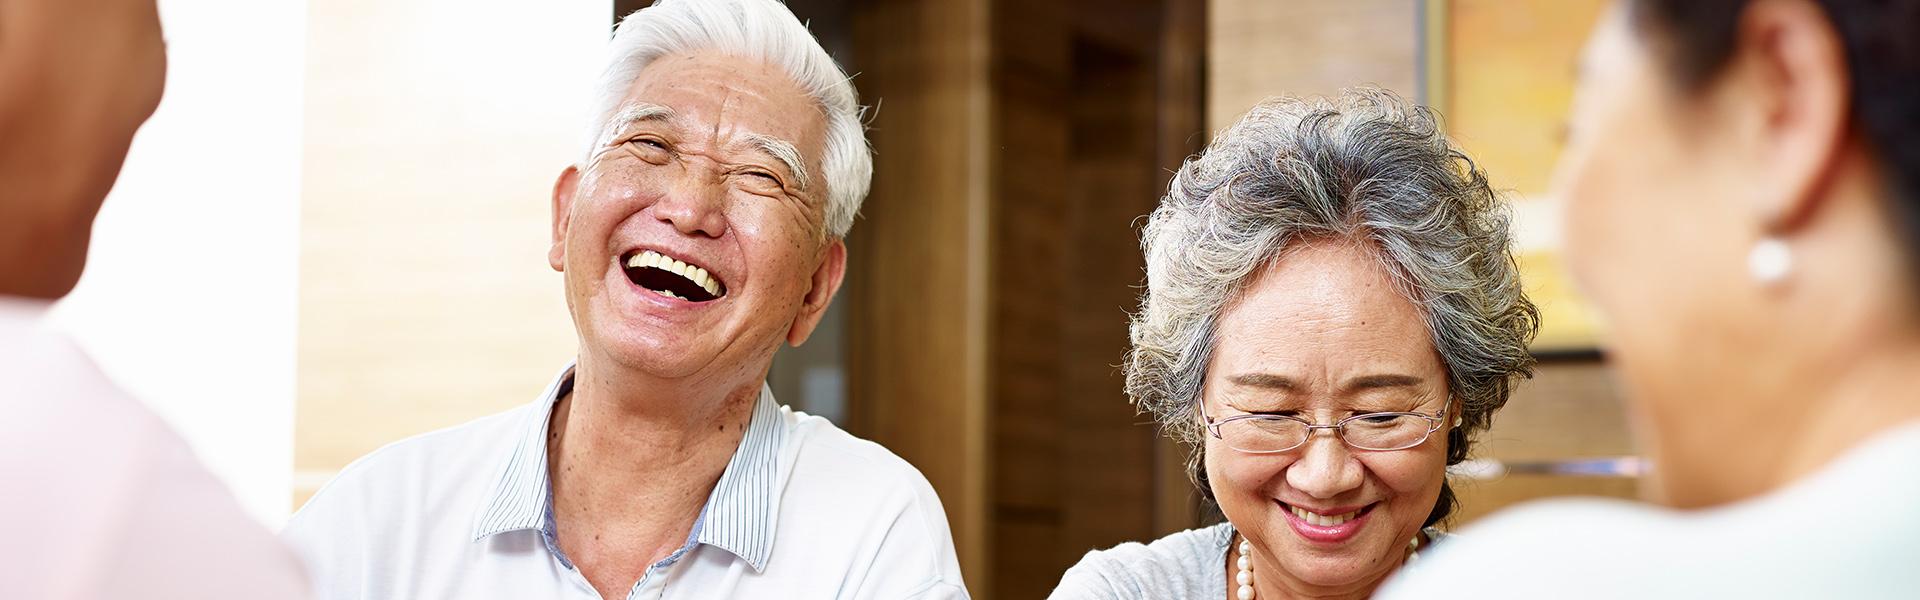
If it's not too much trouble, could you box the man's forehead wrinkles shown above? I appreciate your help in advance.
[712,82,739,145]
[687,83,813,184]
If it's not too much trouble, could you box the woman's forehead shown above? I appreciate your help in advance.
[1216,244,1434,357]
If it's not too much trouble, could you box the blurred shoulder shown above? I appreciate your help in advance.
[1390,425,1920,598]
[1050,523,1232,600]
[0,320,311,598]
[1380,498,1678,599]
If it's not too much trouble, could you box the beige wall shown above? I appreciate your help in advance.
[294,1,610,505]
[1208,0,1419,130]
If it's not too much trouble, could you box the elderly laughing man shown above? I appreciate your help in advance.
[281,1,967,598]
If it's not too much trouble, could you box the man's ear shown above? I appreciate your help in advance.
[549,166,580,272]
[1731,0,1851,233]
[785,238,847,346]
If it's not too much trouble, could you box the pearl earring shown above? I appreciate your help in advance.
[1748,237,1793,285]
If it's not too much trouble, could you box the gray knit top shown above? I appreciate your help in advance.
[1049,522,1450,599]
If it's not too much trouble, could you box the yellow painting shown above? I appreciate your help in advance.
[1426,0,1611,351]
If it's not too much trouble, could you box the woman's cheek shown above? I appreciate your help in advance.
[1214,450,1288,500]
[1365,449,1446,507]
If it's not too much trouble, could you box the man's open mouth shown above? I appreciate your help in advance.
[622,250,726,302]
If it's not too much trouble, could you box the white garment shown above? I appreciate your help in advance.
[282,364,969,600]
[0,296,310,600]
[1378,422,1920,599]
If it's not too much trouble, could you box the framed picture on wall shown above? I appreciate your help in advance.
[1421,0,1612,354]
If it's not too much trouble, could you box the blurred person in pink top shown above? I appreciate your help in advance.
[0,0,309,598]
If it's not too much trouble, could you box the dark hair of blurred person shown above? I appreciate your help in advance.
[0,0,310,597]
[1380,1,1920,597]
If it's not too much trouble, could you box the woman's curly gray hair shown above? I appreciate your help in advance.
[1125,89,1540,526]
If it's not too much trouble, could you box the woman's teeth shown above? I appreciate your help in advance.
[1290,506,1361,526]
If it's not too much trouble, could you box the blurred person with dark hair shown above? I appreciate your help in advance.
[0,0,309,597]
[1051,89,1539,600]
[1383,1,1920,597]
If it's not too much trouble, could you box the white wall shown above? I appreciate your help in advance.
[50,0,307,528]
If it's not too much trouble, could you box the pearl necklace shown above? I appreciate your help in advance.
[1233,534,1421,599]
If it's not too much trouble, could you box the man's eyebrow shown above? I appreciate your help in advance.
[740,133,811,190]
[598,103,677,147]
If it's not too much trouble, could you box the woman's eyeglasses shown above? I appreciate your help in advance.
[1204,406,1448,453]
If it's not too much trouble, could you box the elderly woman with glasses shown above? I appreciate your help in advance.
[1050,89,1539,600]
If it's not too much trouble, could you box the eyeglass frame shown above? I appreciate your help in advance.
[1202,403,1451,454]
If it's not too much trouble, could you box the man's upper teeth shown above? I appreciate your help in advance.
[626,250,722,296]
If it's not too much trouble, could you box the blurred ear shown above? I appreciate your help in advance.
[1727,0,1851,234]
[785,238,847,346]
[549,166,580,272]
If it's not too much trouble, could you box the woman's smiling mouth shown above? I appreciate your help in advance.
[1278,502,1376,543]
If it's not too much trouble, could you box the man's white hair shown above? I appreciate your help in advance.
[588,0,871,238]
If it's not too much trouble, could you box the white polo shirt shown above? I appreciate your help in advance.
[283,364,968,599]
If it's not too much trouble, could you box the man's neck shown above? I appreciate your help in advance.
[546,355,766,598]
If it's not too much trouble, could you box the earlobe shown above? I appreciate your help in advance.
[549,166,580,272]
[785,239,848,346]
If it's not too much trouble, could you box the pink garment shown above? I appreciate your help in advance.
[0,297,309,600]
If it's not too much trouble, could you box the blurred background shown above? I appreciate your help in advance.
[52,0,1629,597]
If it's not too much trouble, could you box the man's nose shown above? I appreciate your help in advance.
[1284,432,1364,499]
[652,168,729,238]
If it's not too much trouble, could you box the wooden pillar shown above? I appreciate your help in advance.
[848,0,1207,596]
[845,0,995,593]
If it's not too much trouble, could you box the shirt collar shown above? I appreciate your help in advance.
[470,361,791,572]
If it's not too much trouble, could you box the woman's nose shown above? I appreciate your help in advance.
[1284,433,1364,499]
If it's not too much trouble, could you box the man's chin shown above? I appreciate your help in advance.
[576,328,725,375]
[592,340,716,380]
